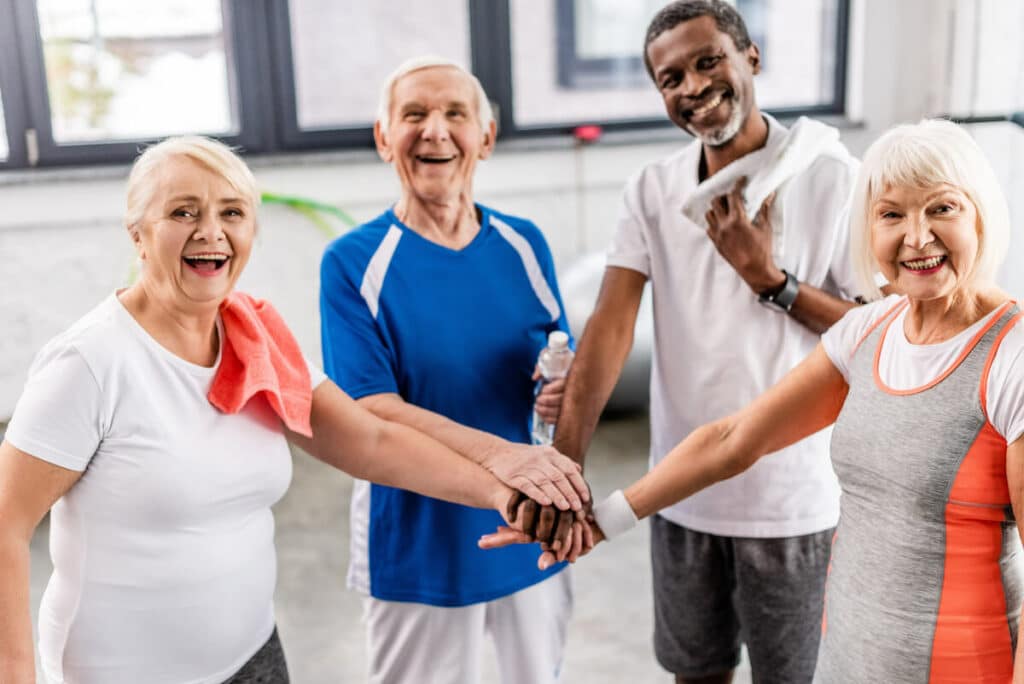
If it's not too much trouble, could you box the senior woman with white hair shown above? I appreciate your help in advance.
[318,56,587,684]
[0,135,584,684]
[487,118,1024,682]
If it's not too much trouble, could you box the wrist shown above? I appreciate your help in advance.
[592,489,639,540]
[757,269,800,312]
[753,266,786,296]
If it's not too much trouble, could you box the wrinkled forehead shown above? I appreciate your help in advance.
[390,65,478,109]
[151,155,252,204]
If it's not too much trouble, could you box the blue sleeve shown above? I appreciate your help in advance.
[532,226,574,348]
[319,245,399,399]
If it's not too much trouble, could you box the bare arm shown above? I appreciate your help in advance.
[1006,438,1024,682]
[287,380,516,516]
[553,267,648,466]
[357,393,588,511]
[0,441,81,684]
[624,344,847,518]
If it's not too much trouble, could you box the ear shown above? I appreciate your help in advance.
[373,120,393,163]
[747,43,761,75]
[127,222,145,259]
[478,119,498,161]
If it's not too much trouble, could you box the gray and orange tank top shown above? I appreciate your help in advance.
[816,299,1024,683]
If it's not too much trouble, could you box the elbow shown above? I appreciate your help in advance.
[707,419,760,480]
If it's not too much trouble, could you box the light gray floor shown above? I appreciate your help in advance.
[26,414,751,683]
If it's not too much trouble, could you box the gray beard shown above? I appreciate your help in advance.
[693,99,746,147]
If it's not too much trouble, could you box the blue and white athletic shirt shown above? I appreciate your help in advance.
[320,204,570,607]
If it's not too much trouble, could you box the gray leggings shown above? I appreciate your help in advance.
[222,628,290,684]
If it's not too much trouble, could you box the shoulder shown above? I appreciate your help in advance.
[628,141,698,191]
[823,294,905,358]
[23,295,131,392]
[486,206,552,254]
[322,211,396,272]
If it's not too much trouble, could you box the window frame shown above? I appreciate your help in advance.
[9,0,272,167]
[0,0,858,170]
[539,0,851,135]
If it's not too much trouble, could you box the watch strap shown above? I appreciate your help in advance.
[759,269,799,312]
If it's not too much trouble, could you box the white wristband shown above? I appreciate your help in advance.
[593,489,639,540]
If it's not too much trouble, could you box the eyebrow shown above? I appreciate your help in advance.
[165,194,248,205]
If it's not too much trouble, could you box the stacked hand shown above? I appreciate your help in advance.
[487,490,603,570]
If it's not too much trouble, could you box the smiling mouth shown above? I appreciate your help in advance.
[682,90,730,120]
[183,253,230,274]
[416,155,456,164]
[901,255,946,272]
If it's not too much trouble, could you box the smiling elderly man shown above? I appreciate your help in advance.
[552,1,864,683]
[318,57,585,684]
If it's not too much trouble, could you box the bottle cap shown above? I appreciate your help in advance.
[547,330,569,349]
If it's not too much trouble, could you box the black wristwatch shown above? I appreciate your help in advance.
[758,269,799,312]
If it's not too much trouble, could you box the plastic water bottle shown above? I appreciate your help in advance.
[531,330,574,445]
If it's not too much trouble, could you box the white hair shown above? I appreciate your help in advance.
[849,119,1010,301]
[376,55,495,136]
[125,136,259,229]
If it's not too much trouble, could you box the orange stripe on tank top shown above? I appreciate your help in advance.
[928,421,1012,683]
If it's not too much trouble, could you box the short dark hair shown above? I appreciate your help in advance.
[643,0,753,79]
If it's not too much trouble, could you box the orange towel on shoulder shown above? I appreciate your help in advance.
[208,291,313,437]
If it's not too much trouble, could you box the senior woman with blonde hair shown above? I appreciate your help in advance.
[488,118,1024,682]
[0,135,583,684]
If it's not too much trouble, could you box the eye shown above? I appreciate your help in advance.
[447,109,467,119]
[172,207,197,219]
[932,203,955,215]
[222,208,244,219]
[403,110,425,122]
[696,55,723,70]
[879,210,901,220]
[659,74,680,90]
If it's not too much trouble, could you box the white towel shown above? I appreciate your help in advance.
[681,116,842,262]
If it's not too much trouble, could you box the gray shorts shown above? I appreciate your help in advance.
[222,627,290,684]
[650,515,833,683]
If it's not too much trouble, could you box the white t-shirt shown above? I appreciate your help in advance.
[5,294,326,684]
[822,294,1024,444]
[607,115,859,537]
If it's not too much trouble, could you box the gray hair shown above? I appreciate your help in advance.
[849,119,1010,300]
[376,55,495,135]
[125,136,259,230]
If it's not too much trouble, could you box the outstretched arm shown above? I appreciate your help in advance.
[358,392,588,513]
[288,381,516,517]
[553,267,648,466]
[482,344,847,566]
[0,442,81,684]
[624,344,846,518]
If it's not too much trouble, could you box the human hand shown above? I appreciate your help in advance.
[481,441,588,512]
[705,177,782,293]
[532,367,566,425]
[479,511,604,570]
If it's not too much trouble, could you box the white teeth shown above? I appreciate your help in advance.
[184,254,228,262]
[692,93,724,116]
[903,256,944,270]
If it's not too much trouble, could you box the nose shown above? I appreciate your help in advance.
[903,214,935,251]
[682,70,712,99]
[420,110,450,142]
[192,211,225,243]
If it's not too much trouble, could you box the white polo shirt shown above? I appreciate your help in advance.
[607,116,859,537]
